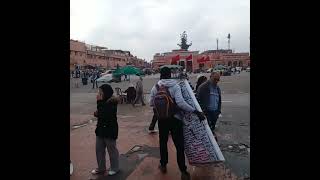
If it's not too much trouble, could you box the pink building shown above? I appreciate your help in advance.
[70,39,150,70]
[202,50,250,68]
[152,49,250,72]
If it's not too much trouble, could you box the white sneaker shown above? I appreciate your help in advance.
[108,170,119,176]
[70,162,73,176]
[148,129,158,133]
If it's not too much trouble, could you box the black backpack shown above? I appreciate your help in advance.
[154,84,177,120]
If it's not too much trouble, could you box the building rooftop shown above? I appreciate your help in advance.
[202,49,233,54]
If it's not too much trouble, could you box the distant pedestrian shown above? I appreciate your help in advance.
[92,71,99,89]
[74,69,81,88]
[92,84,120,176]
[197,72,222,137]
[81,71,88,85]
[132,76,145,106]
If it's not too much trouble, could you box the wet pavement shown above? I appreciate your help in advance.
[70,72,250,180]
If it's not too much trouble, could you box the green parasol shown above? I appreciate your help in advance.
[112,66,143,76]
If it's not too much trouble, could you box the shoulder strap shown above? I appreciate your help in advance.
[156,84,173,98]
[164,86,171,97]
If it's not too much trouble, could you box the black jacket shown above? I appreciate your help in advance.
[94,96,119,139]
[196,80,222,113]
[124,87,136,100]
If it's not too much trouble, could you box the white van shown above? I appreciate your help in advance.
[96,70,115,83]
[235,67,242,71]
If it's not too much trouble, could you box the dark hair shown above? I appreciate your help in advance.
[196,76,208,91]
[160,67,171,79]
[99,84,114,101]
[211,72,220,76]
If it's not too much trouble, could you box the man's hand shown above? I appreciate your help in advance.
[194,110,206,121]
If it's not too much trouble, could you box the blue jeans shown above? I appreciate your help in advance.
[206,110,219,132]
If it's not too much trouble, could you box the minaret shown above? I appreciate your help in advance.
[227,33,231,50]
[216,38,219,50]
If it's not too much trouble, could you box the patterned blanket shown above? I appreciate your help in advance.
[178,79,225,165]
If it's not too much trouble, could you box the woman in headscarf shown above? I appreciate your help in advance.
[195,75,208,92]
[124,83,136,104]
[92,84,120,176]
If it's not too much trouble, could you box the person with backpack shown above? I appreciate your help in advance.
[149,67,205,180]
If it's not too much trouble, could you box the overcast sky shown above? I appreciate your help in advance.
[70,0,250,62]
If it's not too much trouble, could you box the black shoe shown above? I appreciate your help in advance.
[158,164,167,173]
[181,171,191,180]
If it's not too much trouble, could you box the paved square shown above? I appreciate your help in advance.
[70,72,250,180]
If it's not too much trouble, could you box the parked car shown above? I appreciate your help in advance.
[96,74,113,83]
[100,70,115,76]
[97,69,116,83]
[246,67,250,72]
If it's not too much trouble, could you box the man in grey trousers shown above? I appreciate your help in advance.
[95,137,119,175]
[132,76,146,106]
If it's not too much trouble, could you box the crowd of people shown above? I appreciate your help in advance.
[84,67,222,180]
[70,68,101,89]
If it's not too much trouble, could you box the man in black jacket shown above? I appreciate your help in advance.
[197,72,222,133]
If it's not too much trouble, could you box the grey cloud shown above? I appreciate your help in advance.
[71,0,250,61]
